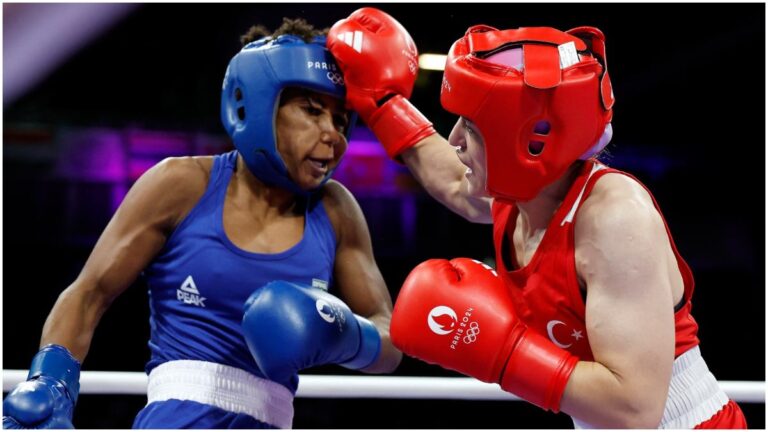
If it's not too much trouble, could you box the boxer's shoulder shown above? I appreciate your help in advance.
[318,179,366,240]
[148,156,211,199]
[131,156,213,229]
[578,172,655,224]
[574,172,666,262]
[145,155,212,185]
[156,155,213,177]
[319,177,353,200]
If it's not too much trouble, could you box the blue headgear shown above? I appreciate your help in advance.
[221,34,350,194]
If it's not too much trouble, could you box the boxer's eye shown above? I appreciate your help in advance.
[304,105,323,116]
[332,113,349,133]
[462,119,476,135]
[304,97,325,116]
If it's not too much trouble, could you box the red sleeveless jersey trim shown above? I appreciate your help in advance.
[491,160,700,360]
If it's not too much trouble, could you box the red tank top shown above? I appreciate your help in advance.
[492,160,700,361]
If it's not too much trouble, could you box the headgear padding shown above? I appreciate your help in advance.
[441,25,614,202]
[221,35,349,194]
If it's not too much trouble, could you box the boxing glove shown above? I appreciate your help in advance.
[328,7,436,159]
[242,281,381,383]
[391,258,578,412]
[3,345,81,429]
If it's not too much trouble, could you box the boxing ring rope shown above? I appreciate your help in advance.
[3,370,765,403]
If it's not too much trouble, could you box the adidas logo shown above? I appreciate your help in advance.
[177,275,206,307]
[336,31,363,53]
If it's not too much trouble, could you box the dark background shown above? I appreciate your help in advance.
[3,3,765,429]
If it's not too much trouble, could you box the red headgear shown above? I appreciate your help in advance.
[441,25,615,202]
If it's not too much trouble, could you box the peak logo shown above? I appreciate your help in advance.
[427,306,457,335]
[177,275,206,307]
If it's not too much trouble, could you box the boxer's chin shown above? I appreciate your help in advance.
[465,171,487,198]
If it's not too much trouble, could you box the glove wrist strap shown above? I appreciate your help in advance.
[368,95,436,161]
[29,344,81,402]
[500,328,578,412]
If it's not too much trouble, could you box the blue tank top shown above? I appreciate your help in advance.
[143,150,337,393]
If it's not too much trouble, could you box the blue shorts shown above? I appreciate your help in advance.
[133,399,277,429]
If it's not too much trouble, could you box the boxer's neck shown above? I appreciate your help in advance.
[234,154,298,216]
[516,163,581,237]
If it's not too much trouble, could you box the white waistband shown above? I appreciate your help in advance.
[147,360,294,429]
[659,346,729,429]
[572,346,729,429]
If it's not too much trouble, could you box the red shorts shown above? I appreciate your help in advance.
[695,400,747,429]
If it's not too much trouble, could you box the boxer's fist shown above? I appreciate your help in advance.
[328,8,435,159]
[391,259,520,382]
[328,7,417,119]
[391,258,579,412]
[242,281,381,383]
[2,345,80,429]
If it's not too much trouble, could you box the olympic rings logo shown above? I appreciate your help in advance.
[462,322,480,344]
[327,72,345,86]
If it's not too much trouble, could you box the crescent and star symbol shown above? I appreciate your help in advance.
[546,320,583,349]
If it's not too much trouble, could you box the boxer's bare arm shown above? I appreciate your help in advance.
[326,9,490,223]
[560,174,677,427]
[401,133,492,223]
[322,180,403,373]
[40,157,210,362]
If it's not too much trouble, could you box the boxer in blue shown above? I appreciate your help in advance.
[2,19,402,429]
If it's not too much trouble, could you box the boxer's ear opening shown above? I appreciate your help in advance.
[235,88,246,121]
[533,120,551,135]
[529,141,545,156]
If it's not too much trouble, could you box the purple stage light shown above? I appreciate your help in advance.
[335,127,407,196]
[54,128,127,182]
[3,4,137,108]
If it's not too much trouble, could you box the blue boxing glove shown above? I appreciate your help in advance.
[242,281,381,382]
[3,345,81,429]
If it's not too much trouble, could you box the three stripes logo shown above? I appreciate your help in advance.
[336,31,364,53]
[177,275,206,307]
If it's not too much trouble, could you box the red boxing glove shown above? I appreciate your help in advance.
[328,7,436,159]
[391,258,579,412]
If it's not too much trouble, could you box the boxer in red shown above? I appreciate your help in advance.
[328,8,747,429]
